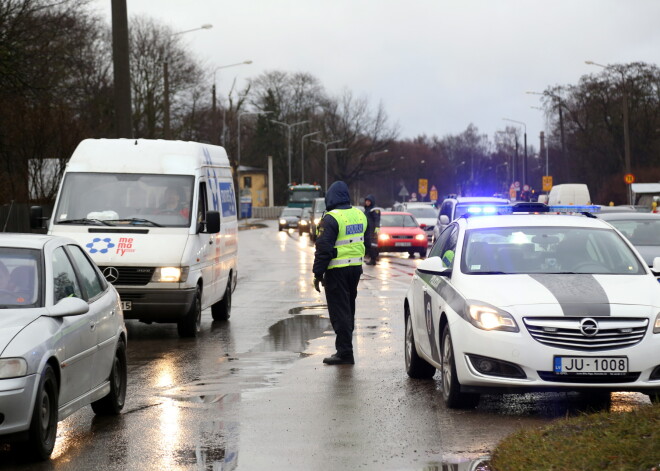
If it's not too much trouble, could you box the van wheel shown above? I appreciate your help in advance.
[211,278,232,321]
[22,365,58,460]
[91,339,127,415]
[178,287,202,337]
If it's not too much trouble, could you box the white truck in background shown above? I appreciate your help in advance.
[32,139,238,337]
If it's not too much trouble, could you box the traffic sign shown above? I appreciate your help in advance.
[430,185,438,202]
[398,185,409,197]
[418,179,428,197]
[523,184,530,192]
[514,181,521,190]
[624,173,635,184]
[542,175,553,192]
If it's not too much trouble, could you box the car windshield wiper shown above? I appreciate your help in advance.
[471,271,509,275]
[57,218,112,226]
[104,218,163,227]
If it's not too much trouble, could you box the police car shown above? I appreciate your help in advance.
[404,203,660,408]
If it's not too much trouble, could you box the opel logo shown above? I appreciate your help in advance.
[579,318,599,337]
[103,267,119,284]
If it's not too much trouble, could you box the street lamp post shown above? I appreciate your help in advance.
[527,90,568,181]
[301,131,320,183]
[163,24,213,139]
[585,60,632,204]
[503,118,527,188]
[311,139,343,190]
[270,120,310,183]
[211,61,252,144]
[238,110,272,169]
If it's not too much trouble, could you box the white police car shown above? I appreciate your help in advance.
[404,203,660,408]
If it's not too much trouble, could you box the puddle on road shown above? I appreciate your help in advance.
[162,306,332,403]
[152,308,331,471]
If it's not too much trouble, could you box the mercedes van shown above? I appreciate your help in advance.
[33,139,238,337]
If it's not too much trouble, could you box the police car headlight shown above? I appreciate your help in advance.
[654,312,660,333]
[0,358,27,379]
[467,304,519,332]
[152,267,189,283]
[415,234,426,241]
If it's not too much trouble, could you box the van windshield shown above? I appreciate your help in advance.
[54,173,194,228]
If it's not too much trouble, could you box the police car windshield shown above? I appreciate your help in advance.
[381,214,419,228]
[460,226,645,275]
[607,219,660,246]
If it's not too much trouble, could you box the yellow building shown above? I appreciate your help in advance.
[237,165,269,207]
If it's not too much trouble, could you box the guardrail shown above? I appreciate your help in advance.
[251,206,285,220]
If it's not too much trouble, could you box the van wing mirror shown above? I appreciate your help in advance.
[30,206,45,229]
[203,210,220,234]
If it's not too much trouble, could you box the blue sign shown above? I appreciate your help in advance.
[220,182,237,217]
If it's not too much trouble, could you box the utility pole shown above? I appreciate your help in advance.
[111,0,133,138]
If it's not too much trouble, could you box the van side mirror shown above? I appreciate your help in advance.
[203,210,220,234]
[30,206,45,229]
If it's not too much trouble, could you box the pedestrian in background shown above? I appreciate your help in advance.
[363,194,380,265]
[313,181,367,365]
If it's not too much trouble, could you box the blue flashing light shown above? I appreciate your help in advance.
[467,205,500,214]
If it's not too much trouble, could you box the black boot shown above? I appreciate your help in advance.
[323,353,355,365]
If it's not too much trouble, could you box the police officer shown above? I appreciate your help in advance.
[363,194,380,265]
[313,181,367,365]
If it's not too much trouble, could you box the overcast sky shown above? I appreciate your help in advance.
[92,0,660,147]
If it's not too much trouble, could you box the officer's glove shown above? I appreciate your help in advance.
[313,276,324,292]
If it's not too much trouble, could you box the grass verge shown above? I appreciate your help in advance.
[490,403,660,471]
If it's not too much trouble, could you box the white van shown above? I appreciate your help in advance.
[35,139,238,337]
[547,183,591,206]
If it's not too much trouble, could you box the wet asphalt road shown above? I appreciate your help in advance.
[0,220,652,470]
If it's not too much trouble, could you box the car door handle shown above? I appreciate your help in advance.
[90,322,96,331]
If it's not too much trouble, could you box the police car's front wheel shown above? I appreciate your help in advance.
[441,325,479,409]
[404,307,435,379]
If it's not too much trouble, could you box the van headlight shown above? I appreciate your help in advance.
[151,267,189,283]
[467,303,519,332]
[654,312,660,333]
[0,358,27,378]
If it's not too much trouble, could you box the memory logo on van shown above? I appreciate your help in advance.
[86,237,115,254]
[116,237,135,256]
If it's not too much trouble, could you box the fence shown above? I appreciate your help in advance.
[251,206,285,220]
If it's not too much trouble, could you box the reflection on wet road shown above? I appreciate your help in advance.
[1,221,653,471]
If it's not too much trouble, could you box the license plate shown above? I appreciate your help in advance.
[553,356,628,375]
[121,301,132,311]
[395,242,411,247]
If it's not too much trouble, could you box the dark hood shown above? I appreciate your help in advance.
[325,181,351,211]
[365,194,376,207]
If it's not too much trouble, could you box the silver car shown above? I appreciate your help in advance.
[0,234,127,460]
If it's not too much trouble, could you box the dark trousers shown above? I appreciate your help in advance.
[364,233,378,261]
[324,265,362,357]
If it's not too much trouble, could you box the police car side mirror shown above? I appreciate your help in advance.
[417,256,452,276]
[439,215,449,225]
[652,257,660,275]
[203,210,221,234]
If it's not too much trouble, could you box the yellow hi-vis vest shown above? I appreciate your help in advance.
[326,207,367,269]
